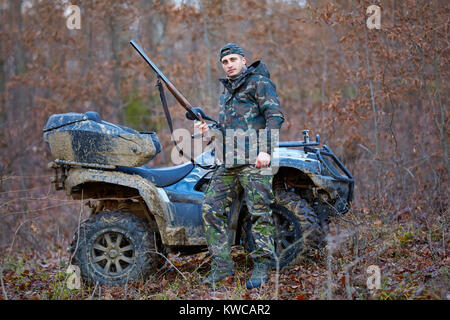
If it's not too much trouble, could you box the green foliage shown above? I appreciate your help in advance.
[427,81,437,95]
[123,94,165,132]
[342,85,357,99]
[311,88,322,103]
[3,255,27,276]
[48,271,73,300]
[395,225,415,247]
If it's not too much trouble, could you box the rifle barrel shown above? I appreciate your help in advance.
[130,41,169,82]
[130,40,192,110]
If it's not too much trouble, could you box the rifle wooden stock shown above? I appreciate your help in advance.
[164,81,191,109]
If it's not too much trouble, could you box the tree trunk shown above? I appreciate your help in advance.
[431,0,449,179]
[9,0,26,124]
[200,0,213,107]
[109,12,124,123]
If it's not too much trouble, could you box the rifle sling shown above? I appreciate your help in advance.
[156,76,217,169]
[156,77,191,161]
[156,77,174,134]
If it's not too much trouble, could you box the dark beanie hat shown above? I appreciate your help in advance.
[219,43,245,61]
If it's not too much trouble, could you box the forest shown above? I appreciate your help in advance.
[0,0,448,300]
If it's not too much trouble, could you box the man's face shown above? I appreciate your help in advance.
[221,54,246,77]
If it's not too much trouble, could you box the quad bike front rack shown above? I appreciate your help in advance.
[279,130,354,204]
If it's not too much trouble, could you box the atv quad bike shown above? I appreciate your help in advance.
[43,110,353,285]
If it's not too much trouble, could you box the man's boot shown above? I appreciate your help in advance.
[202,263,234,286]
[246,261,269,289]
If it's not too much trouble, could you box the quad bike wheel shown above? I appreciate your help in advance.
[241,191,327,269]
[70,210,163,285]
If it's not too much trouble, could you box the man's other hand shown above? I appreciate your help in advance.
[255,152,271,168]
[194,120,209,135]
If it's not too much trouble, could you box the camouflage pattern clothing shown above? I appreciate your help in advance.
[218,60,284,167]
[202,165,276,272]
[202,59,284,272]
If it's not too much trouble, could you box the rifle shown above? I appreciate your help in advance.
[130,40,220,167]
[130,40,201,122]
[130,40,219,138]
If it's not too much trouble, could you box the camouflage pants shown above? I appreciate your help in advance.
[202,165,275,272]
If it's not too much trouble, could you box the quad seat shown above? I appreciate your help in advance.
[116,162,194,187]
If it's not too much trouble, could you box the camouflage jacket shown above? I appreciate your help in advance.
[217,60,284,167]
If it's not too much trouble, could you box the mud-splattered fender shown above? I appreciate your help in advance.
[273,148,351,204]
[64,168,177,245]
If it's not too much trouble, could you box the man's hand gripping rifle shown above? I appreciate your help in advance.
[185,107,221,141]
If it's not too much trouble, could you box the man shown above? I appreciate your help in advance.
[196,43,284,289]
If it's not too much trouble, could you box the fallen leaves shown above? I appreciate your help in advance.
[0,202,447,301]
[296,293,307,300]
